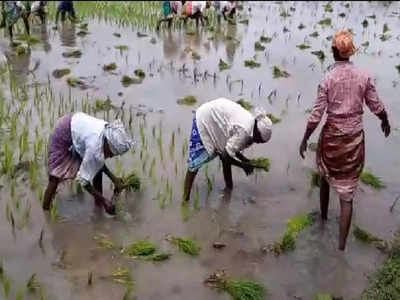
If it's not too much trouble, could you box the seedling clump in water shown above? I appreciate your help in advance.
[103,63,117,71]
[205,270,267,300]
[94,98,114,113]
[121,75,143,86]
[52,68,71,78]
[93,234,115,249]
[168,236,201,256]
[236,99,253,111]
[134,69,146,79]
[219,59,230,71]
[254,41,265,51]
[250,158,270,172]
[123,240,156,256]
[115,45,129,51]
[318,18,332,26]
[297,44,310,50]
[311,50,326,62]
[266,113,281,124]
[360,171,385,189]
[273,66,290,78]
[144,253,171,262]
[244,60,261,68]
[177,95,197,106]
[62,49,82,58]
[353,225,388,251]
[122,171,141,192]
[259,35,272,43]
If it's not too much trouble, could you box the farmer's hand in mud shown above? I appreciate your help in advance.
[299,139,308,159]
[381,120,391,137]
[243,164,254,176]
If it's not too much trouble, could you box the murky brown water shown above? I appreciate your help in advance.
[1,1,400,299]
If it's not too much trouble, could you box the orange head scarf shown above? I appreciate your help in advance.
[332,29,356,58]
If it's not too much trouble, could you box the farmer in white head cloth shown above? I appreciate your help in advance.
[43,112,134,215]
[183,98,272,201]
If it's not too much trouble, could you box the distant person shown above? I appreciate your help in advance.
[182,1,211,28]
[183,98,272,201]
[214,1,236,24]
[299,29,391,251]
[156,1,184,31]
[1,1,31,42]
[43,112,134,215]
[31,1,47,24]
[55,0,77,28]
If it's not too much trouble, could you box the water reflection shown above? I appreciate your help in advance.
[162,30,180,61]
[59,22,76,47]
[225,24,238,63]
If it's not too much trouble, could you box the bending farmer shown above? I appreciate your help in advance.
[43,112,134,215]
[299,29,391,251]
[183,98,272,201]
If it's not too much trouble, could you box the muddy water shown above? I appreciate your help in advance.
[1,1,400,299]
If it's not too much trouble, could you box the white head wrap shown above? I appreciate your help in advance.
[254,107,272,143]
[104,119,134,155]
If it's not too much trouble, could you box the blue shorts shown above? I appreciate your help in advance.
[58,1,74,13]
[188,118,215,172]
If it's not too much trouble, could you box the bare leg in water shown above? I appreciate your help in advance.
[339,198,353,251]
[320,177,330,221]
[183,169,198,202]
[43,176,60,210]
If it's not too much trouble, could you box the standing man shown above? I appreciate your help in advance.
[299,29,391,251]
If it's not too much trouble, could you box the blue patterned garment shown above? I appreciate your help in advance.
[188,118,215,172]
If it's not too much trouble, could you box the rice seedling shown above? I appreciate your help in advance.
[122,240,156,257]
[115,45,129,51]
[121,171,141,192]
[111,267,133,286]
[167,236,200,256]
[310,31,319,38]
[205,270,267,300]
[244,60,261,69]
[219,59,231,71]
[52,68,71,79]
[266,113,281,124]
[324,2,333,12]
[297,44,310,50]
[134,69,146,79]
[249,158,270,172]
[29,160,39,189]
[144,253,171,262]
[361,171,385,189]
[103,63,117,72]
[318,18,332,26]
[62,50,82,58]
[236,99,253,111]
[1,142,15,178]
[254,42,265,51]
[311,50,326,62]
[194,186,200,210]
[18,129,29,161]
[121,75,143,86]
[94,98,114,113]
[205,166,213,196]
[260,35,272,43]
[93,234,115,249]
[27,273,41,293]
[2,274,10,297]
[272,66,290,78]
[177,96,197,106]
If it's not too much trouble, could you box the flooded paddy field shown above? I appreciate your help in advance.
[0,1,400,299]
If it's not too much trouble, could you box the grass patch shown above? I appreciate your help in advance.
[177,95,197,106]
[62,49,82,58]
[219,59,230,71]
[123,240,156,257]
[361,171,385,190]
[254,41,265,51]
[168,236,201,256]
[266,113,281,124]
[259,35,272,43]
[236,99,253,111]
[250,158,270,172]
[273,66,290,78]
[297,44,310,50]
[52,68,71,78]
[244,60,261,69]
[205,270,267,300]
[267,213,315,255]
[103,63,117,71]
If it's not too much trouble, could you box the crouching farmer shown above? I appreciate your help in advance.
[183,98,272,201]
[43,112,134,215]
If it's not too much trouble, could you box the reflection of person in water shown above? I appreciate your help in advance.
[4,47,31,83]
[163,29,180,61]
[1,1,31,42]
[225,22,238,63]
[59,21,76,47]
[39,21,51,52]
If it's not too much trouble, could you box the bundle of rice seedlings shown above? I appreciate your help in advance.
[318,18,331,26]
[121,75,143,86]
[360,172,385,190]
[93,234,115,249]
[112,267,133,286]
[249,158,270,172]
[123,241,156,257]
[103,63,117,71]
[254,42,265,51]
[353,225,389,251]
[52,68,71,78]
[122,171,141,192]
[168,236,201,256]
[272,66,290,78]
[205,270,267,300]
[244,60,261,68]
[27,273,41,292]
[177,96,197,106]
[236,99,253,111]
[144,253,171,262]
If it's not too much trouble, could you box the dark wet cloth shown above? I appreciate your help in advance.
[48,114,81,180]
[317,123,365,201]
